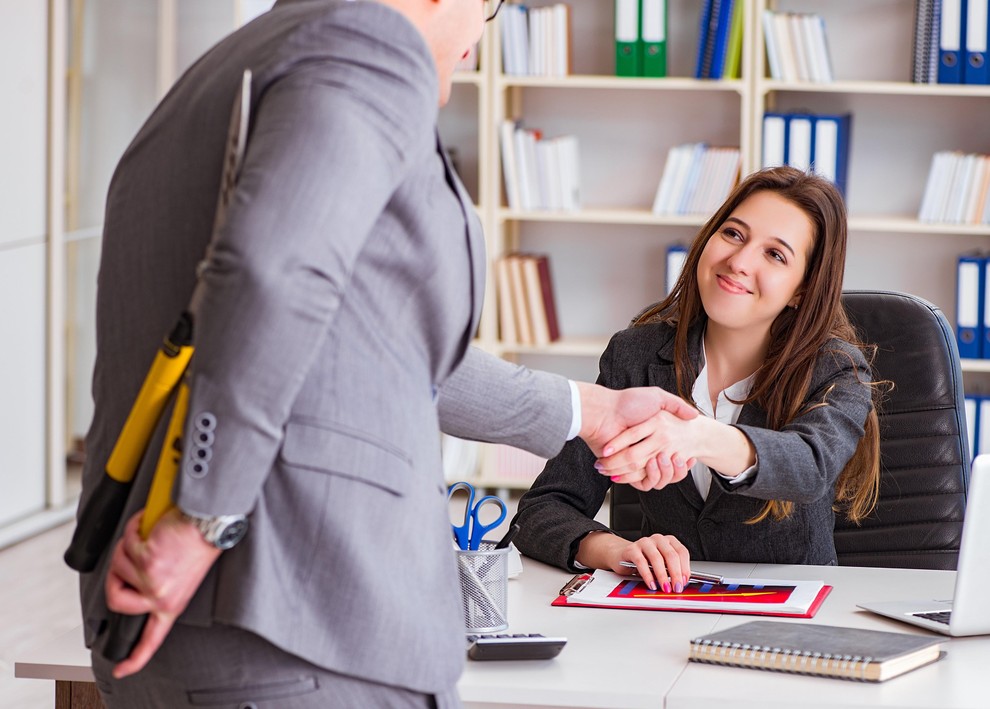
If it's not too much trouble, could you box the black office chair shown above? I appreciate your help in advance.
[610,290,970,570]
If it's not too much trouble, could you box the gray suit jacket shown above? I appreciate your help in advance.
[513,320,872,571]
[78,0,571,693]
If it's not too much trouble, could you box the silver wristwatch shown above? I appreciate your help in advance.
[179,510,248,550]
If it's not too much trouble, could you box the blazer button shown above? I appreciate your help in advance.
[195,412,217,432]
[186,459,209,479]
[194,429,215,447]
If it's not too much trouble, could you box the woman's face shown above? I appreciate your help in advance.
[696,190,815,340]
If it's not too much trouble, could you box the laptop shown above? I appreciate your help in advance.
[857,454,990,636]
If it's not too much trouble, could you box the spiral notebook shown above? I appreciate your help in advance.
[688,620,944,682]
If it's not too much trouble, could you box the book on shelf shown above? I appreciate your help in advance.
[939,0,964,84]
[640,0,668,78]
[502,3,570,77]
[615,0,641,77]
[652,143,741,216]
[665,243,687,296]
[695,0,743,80]
[762,10,834,82]
[965,0,990,84]
[912,0,941,83]
[497,253,561,346]
[688,620,944,682]
[553,570,831,618]
[500,120,580,212]
[955,250,983,359]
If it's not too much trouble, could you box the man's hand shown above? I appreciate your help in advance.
[104,508,221,678]
[576,383,697,455]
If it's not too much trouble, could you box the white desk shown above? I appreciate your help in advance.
[16,559,989,709]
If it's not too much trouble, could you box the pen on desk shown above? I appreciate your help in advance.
[494,523,520,550]
[618,561,723,585]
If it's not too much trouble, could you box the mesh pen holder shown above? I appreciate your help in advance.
[455,541,509,633]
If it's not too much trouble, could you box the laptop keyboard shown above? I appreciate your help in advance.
[912,610,951,624]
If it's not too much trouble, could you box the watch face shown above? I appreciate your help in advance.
[215,517,249,550]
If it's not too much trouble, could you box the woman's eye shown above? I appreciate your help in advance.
[768,249,786,263]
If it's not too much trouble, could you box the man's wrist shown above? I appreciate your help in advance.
[178,509,249,550]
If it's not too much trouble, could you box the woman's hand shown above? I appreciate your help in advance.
[577,530,691,593]
[595,410,699,491]
[611,534,691,593]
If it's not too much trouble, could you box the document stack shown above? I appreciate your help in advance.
[495,252,561,347]
[919,151,990,224]
[652,143,741,216]
[499,121,580,212]
[761,112,851,198]
[694,0,745,79]
[614,0,669,77]
[933,0,990,84]
[761,10,834,82]
[500,3,571,77]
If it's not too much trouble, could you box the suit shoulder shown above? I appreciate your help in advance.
[815,337,871,385]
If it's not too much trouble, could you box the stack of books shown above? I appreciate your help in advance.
[694,0,745,80]
[496,252,561,347]
[499,120,580,211]
[652,143,741,216]
[500,3,571,77]
[762,10,834,82]
[919,151,990,224]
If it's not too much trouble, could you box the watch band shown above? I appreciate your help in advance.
[179,510,248,550]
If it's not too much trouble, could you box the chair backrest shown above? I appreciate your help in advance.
[610,290,970,570]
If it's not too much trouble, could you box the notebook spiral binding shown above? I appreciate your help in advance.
[689,639,876,681]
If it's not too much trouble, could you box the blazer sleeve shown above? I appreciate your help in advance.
[176,10,439,516]
[716,342,874,503]
[437,347,572,459]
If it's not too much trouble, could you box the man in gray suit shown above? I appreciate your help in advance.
[77,1,696,706]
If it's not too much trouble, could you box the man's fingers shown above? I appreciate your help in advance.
[112,612,174,679]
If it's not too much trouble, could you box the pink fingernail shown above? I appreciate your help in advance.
[603,446,614,456]
[610,476,621,482]
[662,582,672,593]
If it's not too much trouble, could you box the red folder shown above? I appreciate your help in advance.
[551,584,832,619]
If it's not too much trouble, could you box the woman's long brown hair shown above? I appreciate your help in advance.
[635,166,880,523]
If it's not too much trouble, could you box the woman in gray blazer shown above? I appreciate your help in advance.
[514,166,882,594]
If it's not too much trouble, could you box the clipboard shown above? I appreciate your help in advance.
[551,571,832,619]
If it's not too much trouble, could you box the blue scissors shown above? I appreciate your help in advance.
[448,481,508,551]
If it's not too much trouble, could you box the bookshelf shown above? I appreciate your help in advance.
[463,0,990,488]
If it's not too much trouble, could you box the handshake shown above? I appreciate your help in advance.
[576,382,700,493]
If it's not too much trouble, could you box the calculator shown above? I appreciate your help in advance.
[466,633,568,661]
